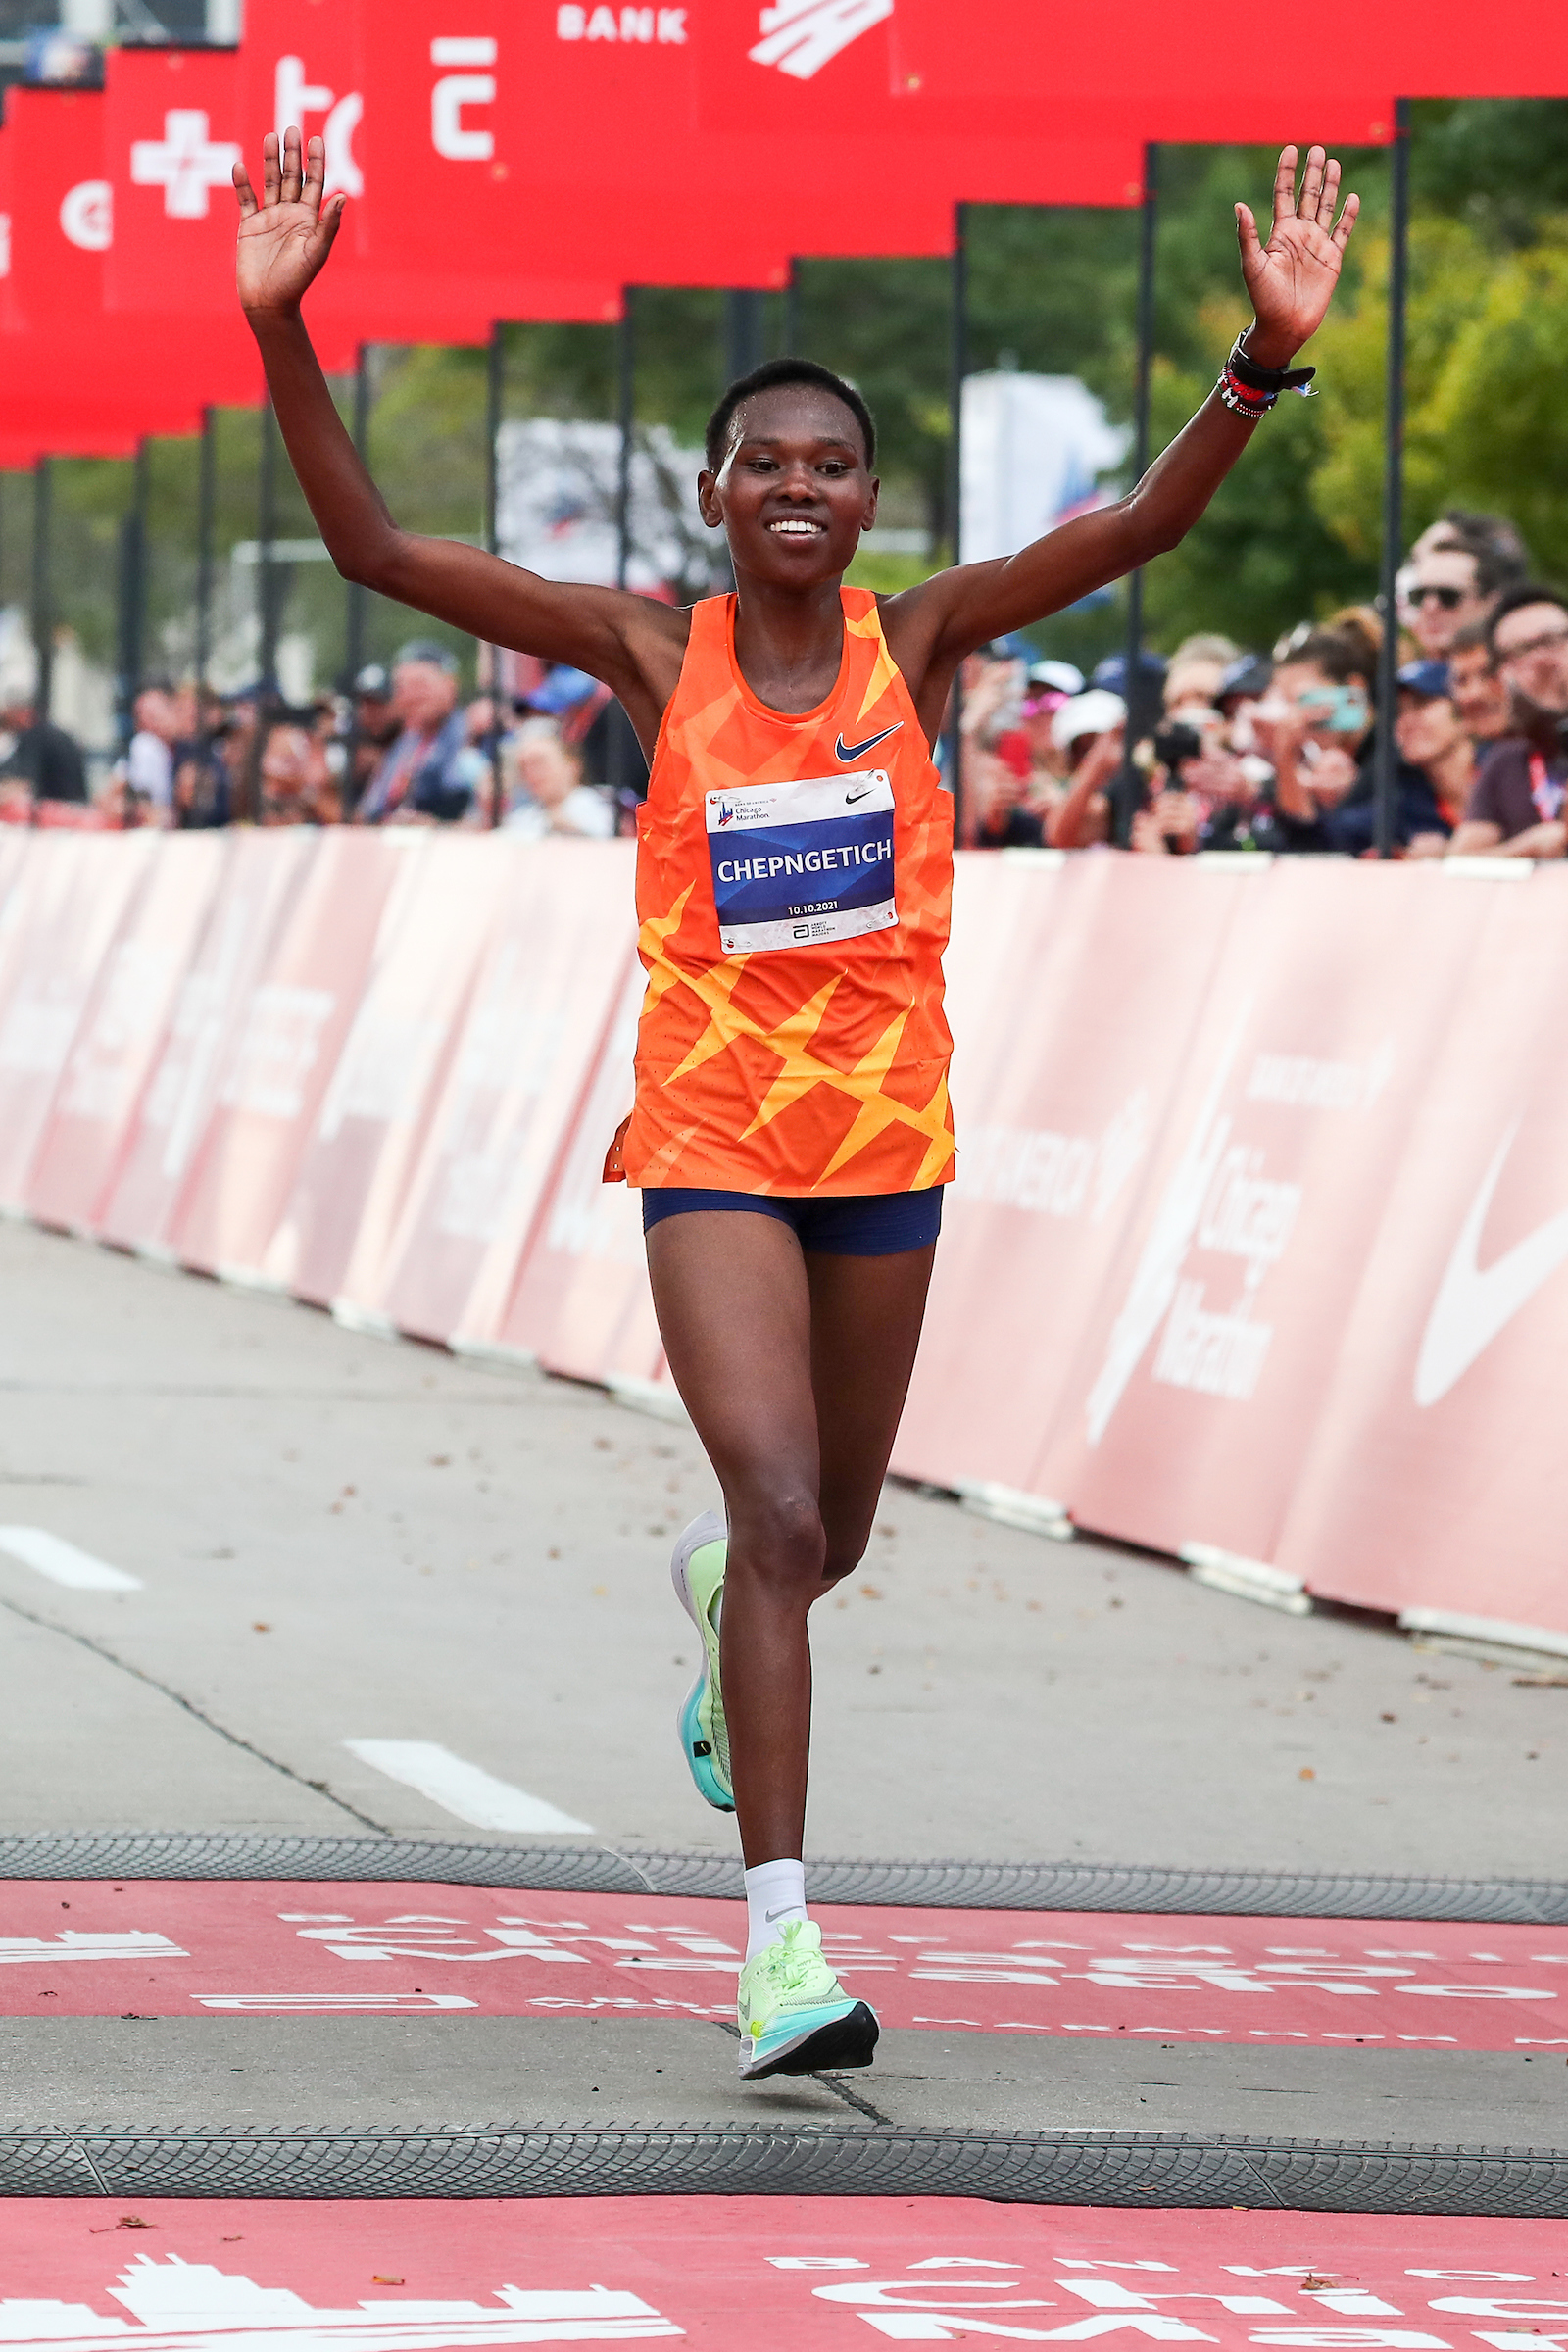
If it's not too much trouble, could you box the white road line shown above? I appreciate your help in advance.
[0,1526,142,1592]
[342,1739,593,1835]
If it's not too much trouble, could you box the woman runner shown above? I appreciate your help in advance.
[234,134,1357,2080]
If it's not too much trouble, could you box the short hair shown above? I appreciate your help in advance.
[1447,618,1494,662]
[1426,508,1530,595]
[705,357,876,473]
[1170,632,1239,667]
[1276,627,1371,686]
[1488,581,1568,653]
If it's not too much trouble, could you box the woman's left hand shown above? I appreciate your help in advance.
[1237,145,1359,367]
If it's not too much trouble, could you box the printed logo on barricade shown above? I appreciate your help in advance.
[0,2256,678,2351]
[217,985,337,1122]
[954,1093,1150,1224]
[749,0,894,80]
[1086,1023,1396,1441]
[1416,1121,1568,1407]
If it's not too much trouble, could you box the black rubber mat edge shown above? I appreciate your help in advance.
[1,2126,1564,2216]
[2,1834,1566,1922]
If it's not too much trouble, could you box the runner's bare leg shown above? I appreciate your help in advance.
[647,1212,935,1866]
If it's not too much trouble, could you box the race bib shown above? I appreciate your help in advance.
[707,770,896,954]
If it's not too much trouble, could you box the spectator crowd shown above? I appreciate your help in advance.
[956,507,1568,865]
[1,505,1564,870]
[0,637,641,841]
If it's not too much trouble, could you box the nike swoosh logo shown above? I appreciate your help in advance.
[764,1906,801,1923]
[845,785,876,805]
[1415,1123,1568,1405]
[836,723,902,762]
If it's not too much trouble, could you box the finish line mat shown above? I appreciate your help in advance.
[0,2196,1563,2340]
[4,2128,1566,2216]
[5,1883,1568,2049]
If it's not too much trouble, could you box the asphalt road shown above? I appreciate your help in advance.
[0,1219,1561,2152]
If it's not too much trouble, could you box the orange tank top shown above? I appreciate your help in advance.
[619,587,956,1197]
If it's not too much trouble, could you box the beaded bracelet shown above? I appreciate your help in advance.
[1216,332,1317,420]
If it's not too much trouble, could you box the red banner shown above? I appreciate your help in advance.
[0,101,248,449]
[1,85,262,429]
[102,39,617,350]
[348,0,1145,296]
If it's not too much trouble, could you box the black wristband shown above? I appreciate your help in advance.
[1229,332,1316,395]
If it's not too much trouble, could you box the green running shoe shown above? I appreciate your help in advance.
[671,1510,733,1812]
[736,1919,880,2081]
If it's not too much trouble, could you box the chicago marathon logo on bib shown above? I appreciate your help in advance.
[707,770,897,954]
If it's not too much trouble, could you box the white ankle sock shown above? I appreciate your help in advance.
[743,1857,808,1960]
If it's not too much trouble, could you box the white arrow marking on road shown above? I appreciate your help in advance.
[0,1526,142,1590]
[343,1739,593,1834]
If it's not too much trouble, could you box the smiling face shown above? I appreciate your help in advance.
[1405,547,1487,657]
[699,385,878,586]
[1395,690,1465,768]
[1493,598,1568,718]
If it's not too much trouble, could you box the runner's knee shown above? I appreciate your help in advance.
[729,1489,826,1597]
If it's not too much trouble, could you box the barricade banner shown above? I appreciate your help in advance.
[1274,867,1568,1640]
[0,829,37,989]
[1033,858,1495,1564]
[269,833,513,1309]
[372,841,637,1348]
[98,829,319,1257]
[496,951,662,1384]
[168,828,406,1282]
[0,834,155,1212]
[892,850,1247,1497]
[27,832,230,1236]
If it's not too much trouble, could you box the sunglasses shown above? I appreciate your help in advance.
[1409,584,1467,610]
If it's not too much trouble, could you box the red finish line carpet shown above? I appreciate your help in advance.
[4,1882,1567,2050]
[0,2197,1562,2343]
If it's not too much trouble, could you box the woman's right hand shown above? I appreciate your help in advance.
[233,127,345,320]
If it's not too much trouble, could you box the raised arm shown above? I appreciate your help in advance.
[884,147,1358,727]
[233,130,685,745]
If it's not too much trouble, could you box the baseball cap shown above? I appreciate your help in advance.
[1396,659,1451,700]
[392,639,460,675]
[525,664,600,715]
[1092,650,1167,694]
[353,662,391,701]
[1027,659,1085,696]
[1215,654,1272,705]
[1051,689,1126,751]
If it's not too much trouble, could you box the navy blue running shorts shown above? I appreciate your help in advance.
[641,1186,943,1256]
